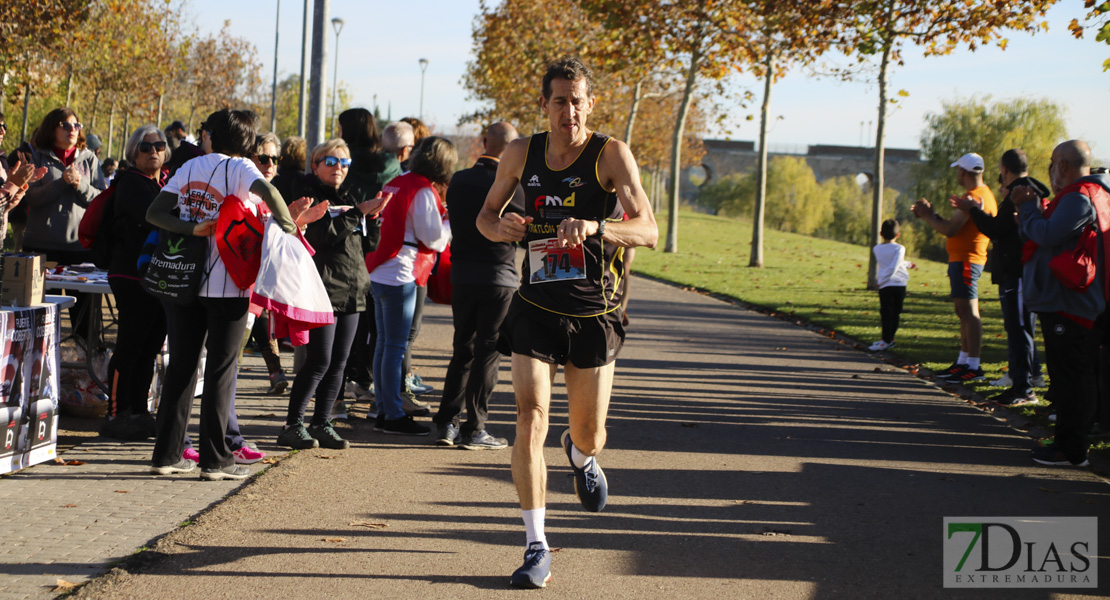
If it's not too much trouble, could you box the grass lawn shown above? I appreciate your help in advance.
[633,210,1106,452]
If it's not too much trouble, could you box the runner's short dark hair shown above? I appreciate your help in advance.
[542,57,595,100]
[202,109,258,156]
[880,219,900,241]
[1001,149,1028,175]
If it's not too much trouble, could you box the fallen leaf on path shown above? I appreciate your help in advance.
[1037,487,1060,494]
[324,537,346,543]
[114,490,129,494]
[52,579,80,592]
[62,504,77,508]
[55,459,85,466]
[350,521,388,529]
[318,455,335,459]
[261,458,277,464]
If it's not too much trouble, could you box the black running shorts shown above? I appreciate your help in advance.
[499,296,625,368]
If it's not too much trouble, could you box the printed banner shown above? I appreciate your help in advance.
[0,305,59,474]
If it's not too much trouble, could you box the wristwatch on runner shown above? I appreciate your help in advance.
[595,219,605,238]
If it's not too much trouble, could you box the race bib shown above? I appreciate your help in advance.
[528,238,586,284]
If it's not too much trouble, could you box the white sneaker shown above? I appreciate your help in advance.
[868,340,893,352]
[345,381,373,401]
[990,373,1012,387]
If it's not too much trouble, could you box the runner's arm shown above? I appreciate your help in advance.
[596,139,657,249]
[146,190,208,236]
[477,138,530,243]
[250,178,297,233]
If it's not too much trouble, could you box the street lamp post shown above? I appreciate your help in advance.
[418,58,429,120]
[330,17,344,138]
[270,0,280,133]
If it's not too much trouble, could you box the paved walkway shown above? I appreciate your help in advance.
[2,276,1109,599]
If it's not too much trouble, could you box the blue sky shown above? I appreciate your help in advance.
[189,1,1108,156]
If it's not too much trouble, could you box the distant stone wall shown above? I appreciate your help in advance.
[684,139,922,202]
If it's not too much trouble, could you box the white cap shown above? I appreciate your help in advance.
[950,153,984,173]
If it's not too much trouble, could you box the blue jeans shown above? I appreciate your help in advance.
[999,277,1041,394]
[372,281,417,420]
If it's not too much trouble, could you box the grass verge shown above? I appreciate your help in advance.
[633,210,1107,453]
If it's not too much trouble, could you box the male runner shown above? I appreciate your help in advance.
[476,57,658,589]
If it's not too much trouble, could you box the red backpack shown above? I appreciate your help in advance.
[78,182,116,250]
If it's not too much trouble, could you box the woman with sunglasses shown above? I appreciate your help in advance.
[24,107,108,338]
[278,139,388,450]
[0,112,47,248]
[246,132,290,395]
[99,125,171,441]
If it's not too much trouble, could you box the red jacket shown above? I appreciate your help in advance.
[364,172,445,286]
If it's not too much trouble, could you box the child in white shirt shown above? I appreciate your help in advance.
[871,219,915,351]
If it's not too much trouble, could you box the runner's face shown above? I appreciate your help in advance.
[542,78,593,141]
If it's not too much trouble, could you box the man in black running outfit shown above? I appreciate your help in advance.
[476,57,658,589]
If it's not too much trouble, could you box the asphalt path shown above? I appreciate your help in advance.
[71,276,1110,599]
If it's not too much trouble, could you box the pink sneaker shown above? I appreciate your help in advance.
[183,448,200,462]
[233,445,266,464]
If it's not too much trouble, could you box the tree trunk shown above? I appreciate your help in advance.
[664,46,702,254]
[20,85,31,144]
[65,66,73,107]
[90,89,102,132]
[156,93,164,129]
[120,109,130,161]
[107,103,116,159]
[623,79,643,146]
[867,41,892,289]
[750,51,776,268]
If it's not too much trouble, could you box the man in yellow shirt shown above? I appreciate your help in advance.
[911,153,997,382]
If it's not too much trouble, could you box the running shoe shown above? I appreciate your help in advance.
[233,445,266,464]
[402,388,430,416]
[509,542,552,589]
[990,388,1039,407]
[934,363,968,380]
[461,430,508,450]
[266,373,289,395]
[1031,374,1046,387]
[435,422,459,446]
[942,365,985,383]
[308,420,350,449]
[561,429,607,512]
[346,380,374,401]
[868,340,894,352]
[364,398,379,419]
[183,448,200,462]
[150,459,196,475]
[277,423,320,449]
[406,372,434,395]
[200,465,251,480]
[1032,445,1088,467]
[990,373,1012,387]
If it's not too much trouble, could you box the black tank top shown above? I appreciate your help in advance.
[517,131,625,317]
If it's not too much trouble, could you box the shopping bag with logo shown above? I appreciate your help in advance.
[140,231,208,305]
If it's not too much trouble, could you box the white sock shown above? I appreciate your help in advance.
[570,444,594,469]
[967,357,980,370]
[522,508,548,549]
[957,351,969,365]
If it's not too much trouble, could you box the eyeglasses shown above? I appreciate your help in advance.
[59,121,84,132]
[318,156,351,168]
[255,154,279,166]
[139,141,167,153]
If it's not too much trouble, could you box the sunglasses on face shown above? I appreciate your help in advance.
[139,141,167,153]
[255,154,279,166]
[0,123,6,132]
[59,121,83,132]
[318,156,351,168]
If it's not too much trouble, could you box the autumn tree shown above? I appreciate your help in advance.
[840,0,1058,287]
[1070,1,1110,70]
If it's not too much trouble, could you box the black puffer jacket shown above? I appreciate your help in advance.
[291,174,380,313]
[968,175,1051,284]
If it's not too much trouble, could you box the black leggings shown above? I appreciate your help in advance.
[286,311,360,426]
[152,296,249,470]
[106,277,165,417]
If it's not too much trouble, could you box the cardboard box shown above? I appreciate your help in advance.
[0,254,44,307]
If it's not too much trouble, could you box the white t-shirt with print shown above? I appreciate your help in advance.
[162,153,264,298]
